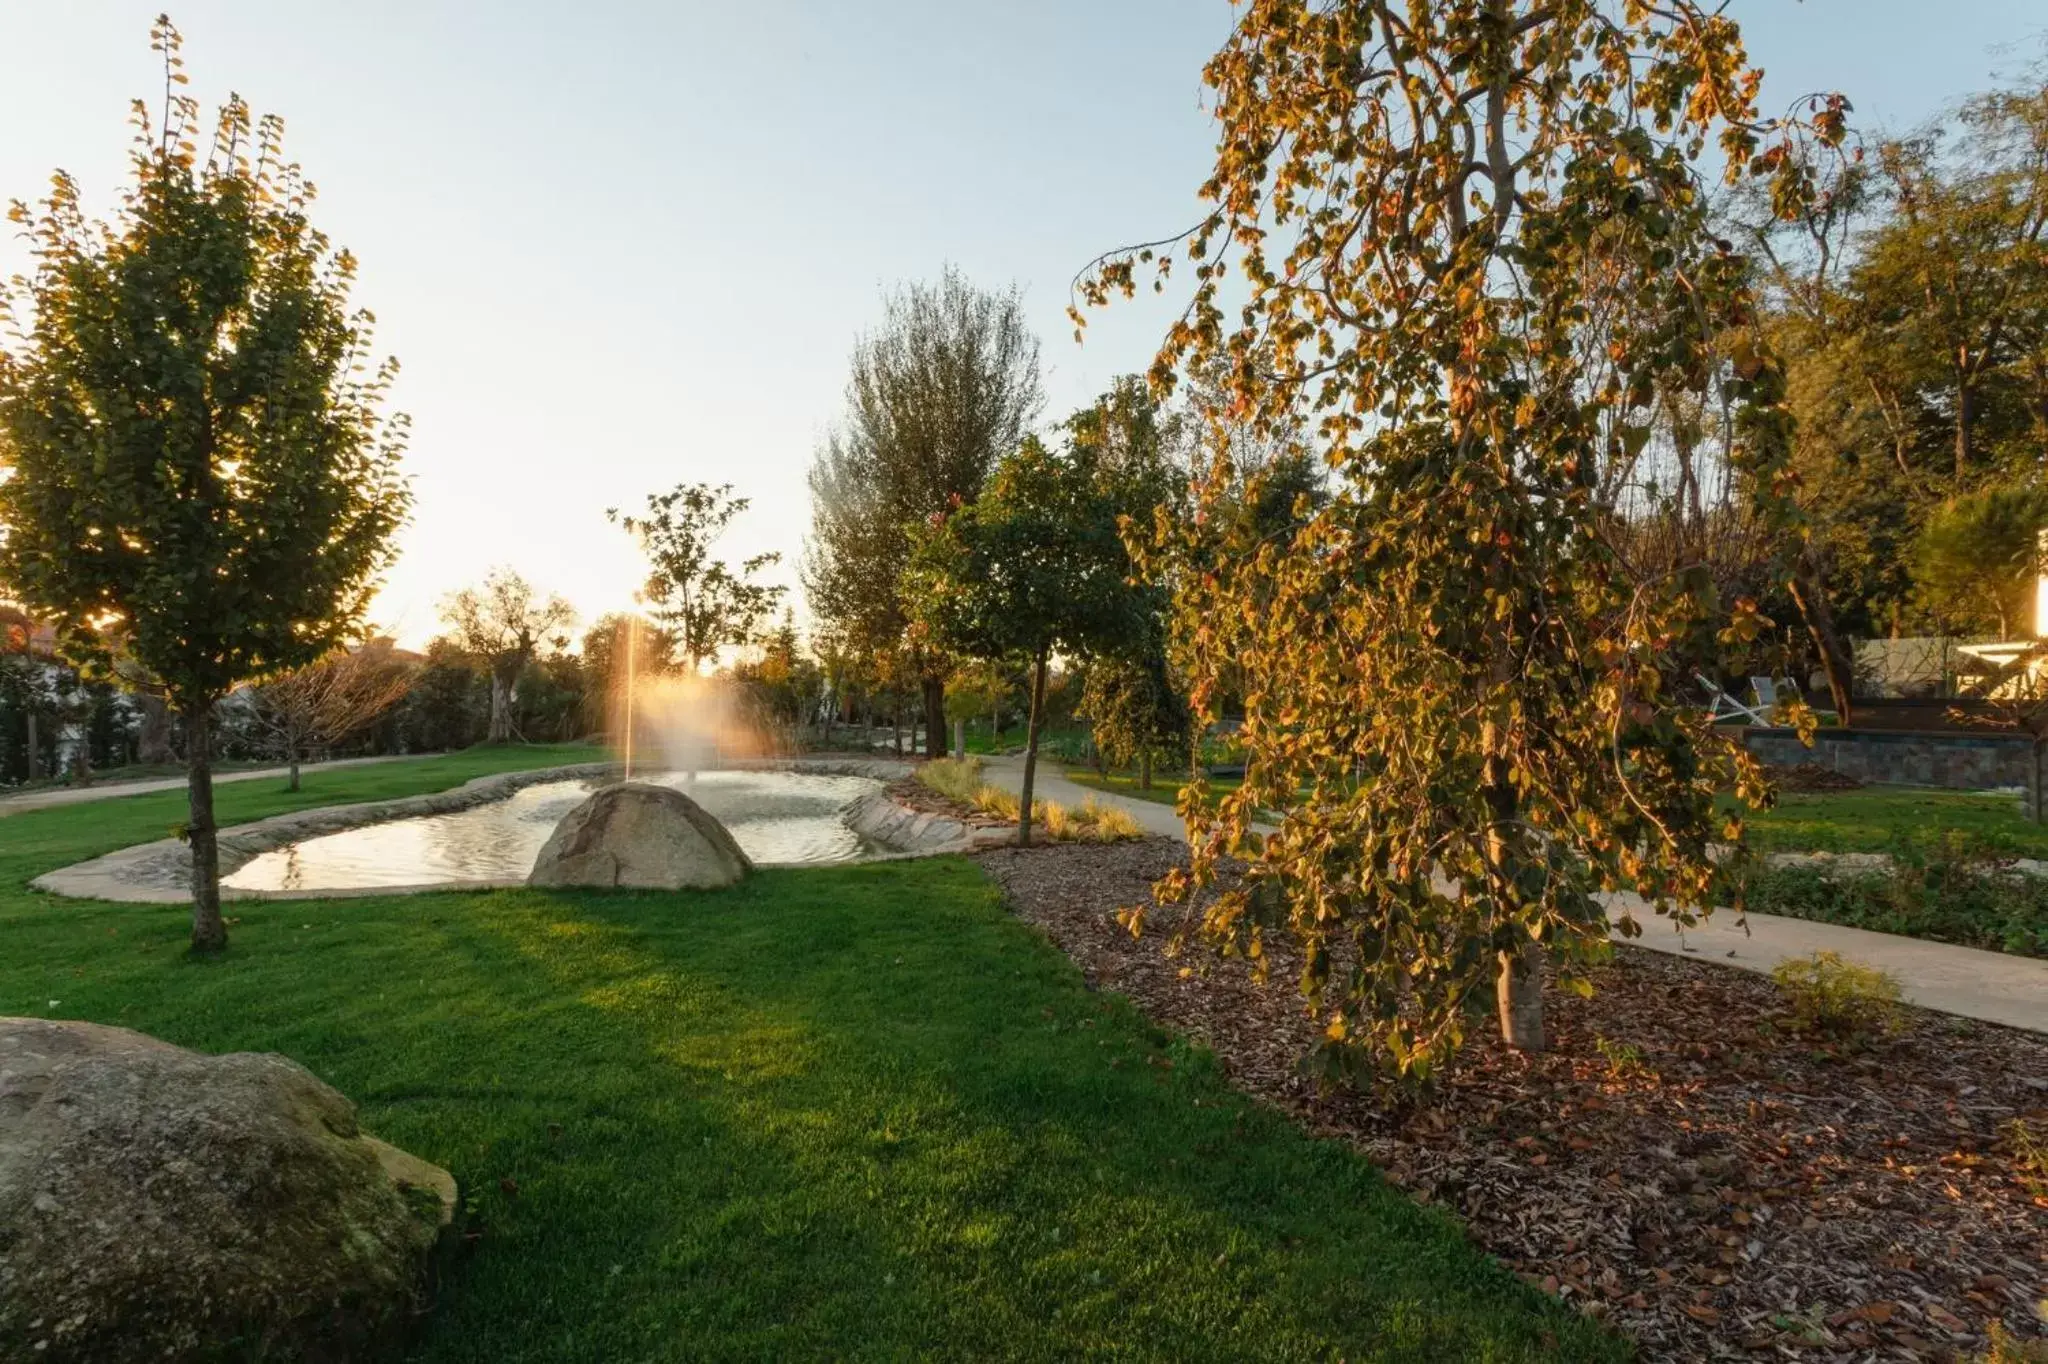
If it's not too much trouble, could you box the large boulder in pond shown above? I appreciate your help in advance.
[527,781,753,890]
[0,1017,456,1363]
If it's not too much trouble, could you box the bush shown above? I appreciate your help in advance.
[1770,951,1901,1039]
[918,757,986,805]
[1078,797,1141,842]
[1736,855,2048,959]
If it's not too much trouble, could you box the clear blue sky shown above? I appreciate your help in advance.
[2,2,2041,647]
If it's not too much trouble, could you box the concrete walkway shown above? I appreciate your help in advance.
[0,754,428,818]
[978,754,2048,1035]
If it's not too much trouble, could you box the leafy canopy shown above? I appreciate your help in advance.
[907,434,1141,667]
[610,482,785,670]
[0,19,410,713]
[1912,484,2048,640]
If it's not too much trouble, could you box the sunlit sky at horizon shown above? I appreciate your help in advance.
[3,2,2042,651]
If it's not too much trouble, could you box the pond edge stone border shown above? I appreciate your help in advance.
[31,758,971,904]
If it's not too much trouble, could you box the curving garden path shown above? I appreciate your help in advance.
[977,753,2048,1034]
[0,753,429,818]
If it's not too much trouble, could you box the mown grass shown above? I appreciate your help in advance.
[1734,785,2048,859]
[0,746,1614,1362]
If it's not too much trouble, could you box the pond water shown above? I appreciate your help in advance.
[221,769,882,892]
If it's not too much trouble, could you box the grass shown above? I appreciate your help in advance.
[1061,766,1243,812]
[0,747,1613,1362]
[1733,785,2048,859]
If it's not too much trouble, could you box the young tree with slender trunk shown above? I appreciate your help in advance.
[250,640,417,790]
[609,482,785,672]
[0,19,409,952]
[1080,0,1831,1071]
[909,436,1147,846]
[440,569,575,744]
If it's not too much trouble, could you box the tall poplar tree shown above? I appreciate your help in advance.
[805,268,1041,753]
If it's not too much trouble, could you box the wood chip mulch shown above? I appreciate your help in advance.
[1768,762,1867,793]
[974,837,2048,1362]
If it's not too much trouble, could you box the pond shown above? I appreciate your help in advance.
[221,769,882,892]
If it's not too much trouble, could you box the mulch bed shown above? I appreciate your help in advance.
[975,838,2048,1362]
[1769,762,1867,793]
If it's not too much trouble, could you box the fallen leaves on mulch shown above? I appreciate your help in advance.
[976,838,2048,1363]
[1769,762,1866,793]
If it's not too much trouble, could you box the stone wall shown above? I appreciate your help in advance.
[1741,727,2033,790]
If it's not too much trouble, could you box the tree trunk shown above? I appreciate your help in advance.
[892,708,902,757]
[1496,939,1545,1051]
[1787,557,1856,727]
[1018,647,1050,847]
[1139,748,1152,791]
[184,702,226,955]
[286,732,302,793]
[1482,711,1543,1051]
[1956,372,1973,480]
[137,694,174,765]
[487,669,515,744]
[923,676,946,758]
[24,710,38,782]
[2028,734,2047,825]
[953,717,965,761]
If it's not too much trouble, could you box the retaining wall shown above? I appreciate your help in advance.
[1741,727,2033,790]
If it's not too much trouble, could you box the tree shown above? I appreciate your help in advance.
[1913,484,2048,640]
[0,20,410,951]
[1078,0,1824,1070]
[1078,650,1190,790]
[609,482,785,671]
[440,570,575,743]
[806,267,1042,755]
[1744,74,2048,663]
[909,436,1146,845]
[250,640,416,790]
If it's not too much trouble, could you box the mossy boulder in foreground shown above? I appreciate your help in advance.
[0,1017,455,1362]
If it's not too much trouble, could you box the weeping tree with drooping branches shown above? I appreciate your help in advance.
[1076,0,1840,1076]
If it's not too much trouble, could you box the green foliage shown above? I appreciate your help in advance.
[1756,77,2048,641]
[1080,1,1813,1071]
[804,268,1043,754]
[909,436,1146,668]
[1769,951,1903,1039]
[1079,653,1192,781]
[399,639,491,752]
[0,18,409,946]
[1912,483,2048,639]
[917,755,986,804]
[609,482,785,670]
[440,570,576,744]
[0,765,1611,1361]
[0,21,409,708]
[1736,856,2048,958]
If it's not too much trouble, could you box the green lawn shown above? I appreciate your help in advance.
[1062,766,1237,811]
[0,746,1612,1362]
[1735,785,2048,858]
[1063,765,2048,863]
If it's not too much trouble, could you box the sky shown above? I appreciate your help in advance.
[2,1,2042,650]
